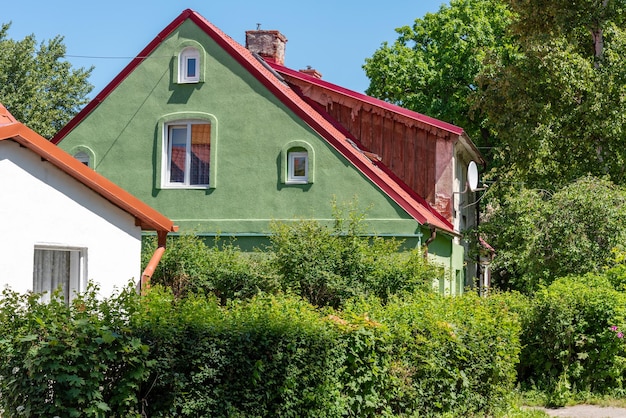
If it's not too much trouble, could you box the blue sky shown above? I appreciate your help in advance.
[3,0,448,97]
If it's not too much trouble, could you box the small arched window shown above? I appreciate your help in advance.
[280,141,314,185]
[287,151,308,183]
[178,47,200,83]
[74,151,90,167]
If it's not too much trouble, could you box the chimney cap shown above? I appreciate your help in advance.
[299,67,323,79]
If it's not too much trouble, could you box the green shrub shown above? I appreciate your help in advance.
[343,291,521,417]
[134,288,346,417]
[269,217,442,308]
[0,283,149,417]
[518,275,626,404]
[144,234,278,302]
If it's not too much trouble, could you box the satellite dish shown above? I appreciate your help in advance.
[467,161,479,192]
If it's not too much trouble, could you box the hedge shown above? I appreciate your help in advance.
[0,285,521,417]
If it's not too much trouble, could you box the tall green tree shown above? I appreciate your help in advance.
[363,0,513,146]
[480,176,626,293]
[475,0,626,188]
[0,23,93,139]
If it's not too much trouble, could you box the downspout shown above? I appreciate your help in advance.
[423,226,437,258]
[141,230,168,293]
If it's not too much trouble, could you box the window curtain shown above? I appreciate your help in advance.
[33,249,70,302]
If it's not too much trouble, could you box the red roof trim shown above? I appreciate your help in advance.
[1,108,177,233]
[296,93,454,228]
[51,9,455,234]
[268,62,465,136]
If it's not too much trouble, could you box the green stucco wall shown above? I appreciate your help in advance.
[59,19,463,282]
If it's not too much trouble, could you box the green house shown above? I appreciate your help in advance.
[53,10,484,294]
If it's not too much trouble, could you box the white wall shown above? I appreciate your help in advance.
[0,140,143,298]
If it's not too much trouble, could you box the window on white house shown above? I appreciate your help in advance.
[287,151,308,183]
[179,47,200,83]
[33,247,85,303]
[74,151,90,167]
[165,121,210,187]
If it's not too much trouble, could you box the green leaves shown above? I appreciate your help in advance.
[475,0,626,188]
[517,275,626,400]
[0,283,148,416]
[364,0,513,145]
[0,23,93,138]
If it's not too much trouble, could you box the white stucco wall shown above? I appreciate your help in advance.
[0,140,143,298]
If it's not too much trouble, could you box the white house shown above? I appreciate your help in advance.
[0,104,177,301]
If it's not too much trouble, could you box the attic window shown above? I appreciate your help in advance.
[287,151,308,184]
[178,47,200,83]
[74,151,90,166]
[280,141,314,185]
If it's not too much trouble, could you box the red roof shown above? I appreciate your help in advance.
[269,62,484,165]
[0,104,177,234]
[270,62,466,136]
[52,9,455,235]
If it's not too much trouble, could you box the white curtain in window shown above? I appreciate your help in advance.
[33,249,70,302]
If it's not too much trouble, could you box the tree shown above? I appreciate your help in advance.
[363,0,513,146]
[475,0,626,189]
[0,23,93,139]
[479,176,626,293]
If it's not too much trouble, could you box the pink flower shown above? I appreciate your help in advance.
[611,325,619,331]
[618,332,624,339]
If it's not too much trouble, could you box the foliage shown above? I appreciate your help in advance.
[0,283,149,417]
[143,233,278,302]
[0,23,93,138]
[344,291,521,417]
[517,275,626,405]
[480,176,626,293]
[143,203,445,308]
[132,286,521,417]
[363,0,513,147]
[475,0,626,188]
[268,204,444,308]
[133,288,346,417]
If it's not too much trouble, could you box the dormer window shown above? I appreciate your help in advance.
[179,47,200,83]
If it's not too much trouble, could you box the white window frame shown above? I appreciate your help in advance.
[33,246,86,303]
[287,151,308,184]
[178,47,200,83]
[163,120,211,189]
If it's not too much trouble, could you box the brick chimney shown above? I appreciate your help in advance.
[245,29,287,65]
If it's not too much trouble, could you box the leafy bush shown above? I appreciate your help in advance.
[481,176,626,293]
[133,288,346,417]
[343,291,521,416]
[518,275,626,405]
[0,282,523,417]
[0,283,149,417]
[143,234,278,302]
[268,214,443,308]
[144,203,444,309]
